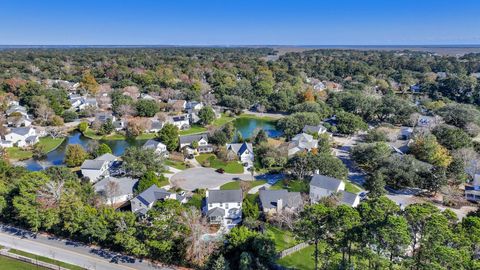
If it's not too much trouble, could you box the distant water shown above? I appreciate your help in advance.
[233,118,282,139]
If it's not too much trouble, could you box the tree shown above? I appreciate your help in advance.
[78,122,88,133]
[157,123,179,151]
[122,147,164,177]
[378,216,410,268]
[351,142,392,171]
[97,143,112,156]
[286,152,348,180]
[277,112,321,139]
[64,144,88,167]
[410,135,452,167]
[198,106,215,125]
[253,129,268,145]
[62,110,78,122]
[335,110,368,135]
[136,171,166,193]
[99,119,115,135]
[432,124,472,150]
[80,70,99,94]
[135,99,159,117]
[242,198,260,220]
[365,171,386,198]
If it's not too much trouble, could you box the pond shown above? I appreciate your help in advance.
[19,131,146,171]
[19,117,283,171]
[233,117,282,139]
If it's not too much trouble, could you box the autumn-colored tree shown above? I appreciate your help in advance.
[410,135,452,168]
[80,70,99,95]
[303,88,315,102]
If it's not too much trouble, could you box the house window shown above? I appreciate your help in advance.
[237,202,240,207]
[225,203,229,209]
[209,203,212,208]
[219,203,223,207]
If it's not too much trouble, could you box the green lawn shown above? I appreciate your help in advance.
[135,133,157,140]
[9,249,83,270]
[179,125,208,135]
[37,137,65,153]
[212,113,236,127]
[266,225,300,252]
[345,181,362,193]
[6,147,33,160]
[220,180,266,190]
[196,154,244,174]
[0,255,48,270]
[165,159,188,170]
[237,113,278,121]
[277,245,315,270]
[270,179,309,193]
[82,128,103,140]
[103,133,126,140]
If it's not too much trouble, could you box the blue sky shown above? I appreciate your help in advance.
[1,0,480,45]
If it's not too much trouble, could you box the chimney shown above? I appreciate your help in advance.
[276,199,283,213]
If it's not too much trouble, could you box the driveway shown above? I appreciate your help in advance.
[333,135,366,186]
[170,167,251,191]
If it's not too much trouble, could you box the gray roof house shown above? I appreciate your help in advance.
[205,189,243,229]
[80,153,118,182]
[259,189,302,214]
[179,133,213,153]
[131,184,185,214]
[309,174,360,207]
[288,133,318,157]
[94,176,137,205]
[226,142,254,166]
[302,124,327,135]
[143,139,168,155]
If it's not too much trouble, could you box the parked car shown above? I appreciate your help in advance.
[216,168,225,174]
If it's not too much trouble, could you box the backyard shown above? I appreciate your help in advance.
[6,136,65,160]
[9,249,84,270]
[196,153,244,174]
[266,225,300,252]
[277,245,316,270]
[220,180,266,190]
[0,255,48,270]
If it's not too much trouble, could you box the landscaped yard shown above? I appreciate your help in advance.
[196,153,244,174]
[237,113,278,121]
[220,180,266,190]
[179,125,208,135]
[37,137,65,153]
[165,159,188,170]
[9,249,83,270]
[345,181,362,193]
[135,133,157,140]
[277,245,315,270]
[0,255,47,270]
[267,225,300,252]
[212,113,235,127]
[6,147,32,160]
[270,179,309,193]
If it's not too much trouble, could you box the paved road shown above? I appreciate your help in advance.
[170,167,251,191]
[332,135,366,187]
[0,225,172,270]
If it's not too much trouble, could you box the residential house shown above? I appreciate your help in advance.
[148,119,164,133]
[259,189,302,214]
[189,112,201,124]
[302,124,327,136]
[288,133,318,157]
[140,93,155,100]
[226,142,254,166]
[400,127,413,140]
[113,119,126,131]
[2,127,38,148]
[168,99,187,112]
[6,104,28,118]
[309,174,360,207]
[94,176,138,205]
[143,139,168,156]
[78,98,98,110]
[205,189,243,229]
[131,185,186,215]
[168,115,190,130]
[95,112,115,123]
[80,153,118,182]
[179,133,213,153]
[465,174,480,202]
[410,84,421,93]
[186,101,204,113]
[7,115,32,127]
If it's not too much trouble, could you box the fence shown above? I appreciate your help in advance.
[0,249,73,270]
[277,241,310,258]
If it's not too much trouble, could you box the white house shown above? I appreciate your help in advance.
[113,120,126,131]
[7,115,32,127]
[148,119,164,133]
[309,174,360,207]
[6,105,28,118]
[94,176,138,205]
[168,115,190,130]
[95,112,116,123]
[179,133,213,153]
[80,153,118,182]
[288,133,318,157]
[226,142,254,166]
[131,185,186,215]
[205,189,243,229]
[3,127,38,148]
[186,101,204,113]
[143,139,168,156]
[465,174,480,202]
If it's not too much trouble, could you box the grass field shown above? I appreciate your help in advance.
[9,249,83,270]
[196,154,244,174]
[277,245,315,270]
[82,128,103,140]
[0,255,48,270]
[6,147,33,160]
[270,179,309,193]
[266,225,300,252]
[345,181,362,193]
[135,133,157,140]
[237,113,278,121]
[179,125,208,135]
[220,180,266,190]
[212,113,236,127]
[165,159,188,170]
[37,137,65,153]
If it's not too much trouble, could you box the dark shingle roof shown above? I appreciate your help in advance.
[135,184,171,206]
[81,159,108,170]
[206,207,225,217]
[179,133,209,145]
[310,174,343,191]
[259,189,302,210]
[340,191,359,206]
[207,189,242,204]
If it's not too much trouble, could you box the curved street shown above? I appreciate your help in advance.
[170,167,252,191]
